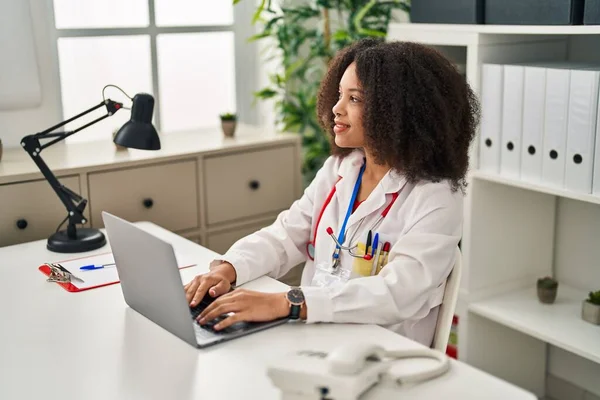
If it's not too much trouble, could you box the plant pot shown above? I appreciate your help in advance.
[537,286,558,304]
[0,139,3,162]
[582,300,600,325]
[221,120,236,138]
[112,130,127,151]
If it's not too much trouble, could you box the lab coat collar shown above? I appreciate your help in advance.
[337,149,407,194]
[335,149,408,234]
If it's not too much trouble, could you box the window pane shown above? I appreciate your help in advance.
[57,36,153,143]
[53,0,149,29]
[157,32,236,133]
[154,0,233,26]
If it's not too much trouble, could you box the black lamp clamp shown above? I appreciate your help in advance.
[20,88,160,253]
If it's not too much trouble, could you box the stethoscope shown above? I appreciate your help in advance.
[305,162,402,268]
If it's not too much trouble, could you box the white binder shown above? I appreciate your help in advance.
[500,65,524,179]
[593,93,600,196]
[542,67,571,188]
[565,69,600,194]
[520,66,546,184]
[479,64,504,174]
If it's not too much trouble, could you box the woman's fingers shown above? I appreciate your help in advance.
[198,301,239,324]
[190,279,214,307]
[185,276,201,303]
[214,312,243,331]
[209,279,230,297]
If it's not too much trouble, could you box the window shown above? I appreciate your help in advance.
[52,0,237,142]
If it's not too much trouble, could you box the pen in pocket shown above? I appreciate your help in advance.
[370,241,383,276]
[376,242,391,275]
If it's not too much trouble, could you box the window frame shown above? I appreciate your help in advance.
[49,0,257,133]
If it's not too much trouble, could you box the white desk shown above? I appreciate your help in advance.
[0,222,536,400]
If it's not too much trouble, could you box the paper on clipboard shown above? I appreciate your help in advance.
[40,250,198,292]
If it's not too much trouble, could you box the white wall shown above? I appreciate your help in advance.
[0,0,62,149]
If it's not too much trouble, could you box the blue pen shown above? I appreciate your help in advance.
[80,263,115,271]
[371,233,379,258]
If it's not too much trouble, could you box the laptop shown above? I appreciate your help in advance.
[102,211,289,348]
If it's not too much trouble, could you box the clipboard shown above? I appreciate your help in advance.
[39,252,197,293]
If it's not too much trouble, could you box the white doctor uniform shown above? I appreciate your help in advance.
[211,149,463,346]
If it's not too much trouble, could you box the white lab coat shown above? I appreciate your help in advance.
[211,149,463,346]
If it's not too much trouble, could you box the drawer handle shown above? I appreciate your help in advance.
[16,219,28,230]
[249,180,260,191]
[142,198,154,209]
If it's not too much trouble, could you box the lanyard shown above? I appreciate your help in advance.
[333,163,366,260]
[306,164,401,261]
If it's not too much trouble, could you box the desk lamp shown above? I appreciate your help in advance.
[20,85,161,253]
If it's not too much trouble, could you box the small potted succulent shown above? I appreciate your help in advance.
[112,129,127,151]
[220,112,237,138]
[582,290,600,325]
[537,276,558,304]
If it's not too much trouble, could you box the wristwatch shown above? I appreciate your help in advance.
[285,287,305,320]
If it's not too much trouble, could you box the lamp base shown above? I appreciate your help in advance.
[47,228,107,253]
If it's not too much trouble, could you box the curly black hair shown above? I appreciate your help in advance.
[317,38,480,193]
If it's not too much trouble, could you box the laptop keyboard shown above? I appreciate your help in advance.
[189,293,250,335]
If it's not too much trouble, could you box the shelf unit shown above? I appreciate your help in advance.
[388,23,600,399]
[471,170,600,206]
[469,285,600,365]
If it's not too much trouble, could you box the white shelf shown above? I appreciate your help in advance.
[469,285,600,364]
[471,170,600,206]
[391,23,600,35]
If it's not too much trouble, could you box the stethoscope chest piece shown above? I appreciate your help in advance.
[306,242,316,260]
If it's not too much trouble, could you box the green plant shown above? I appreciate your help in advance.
[235,0,410,186]
[537,276,558,289]
[587,290,600,305]
[220,112,237,121]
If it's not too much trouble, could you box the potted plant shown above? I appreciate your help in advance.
[582,290,600,325]
[220,112,237,138]
[235,0,410,187]
[537,276,558,304]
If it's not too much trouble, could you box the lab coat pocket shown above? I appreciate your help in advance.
[370,230,397,275]
[351,243,373,277]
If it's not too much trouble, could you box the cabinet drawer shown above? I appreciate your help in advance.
[89,160,198,231]
[0,176,81,247]
[204,146,296,225]
[206,220,274,255]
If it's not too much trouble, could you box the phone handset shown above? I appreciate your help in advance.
[267,342,451,400]
[326,342,386,375]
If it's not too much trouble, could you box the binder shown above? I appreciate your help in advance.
[39,252,196,293]
[594,98,600,196]
[479,64,504,174]
[565,68,600,193]
[500,65,525,179]
[521,66,547,184]
[542,67,571,188]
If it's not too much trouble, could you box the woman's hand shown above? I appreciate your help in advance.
[197,289,290,331]
[184,262,237,307]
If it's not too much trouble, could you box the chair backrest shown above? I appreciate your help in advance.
[431,247,462,352]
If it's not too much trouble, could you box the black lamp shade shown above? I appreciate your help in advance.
[113,93,161,150]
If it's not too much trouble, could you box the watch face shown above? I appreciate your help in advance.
[287,288,305,305]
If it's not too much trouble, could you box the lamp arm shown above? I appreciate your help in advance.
[20,99,123,238]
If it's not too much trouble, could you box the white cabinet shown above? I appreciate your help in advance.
[0,125,302,256]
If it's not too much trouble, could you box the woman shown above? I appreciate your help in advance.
[184,38,480,346]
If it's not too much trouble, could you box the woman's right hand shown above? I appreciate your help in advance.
[184,262,237,307]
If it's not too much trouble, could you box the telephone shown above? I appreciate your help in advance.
[267,342,450,400]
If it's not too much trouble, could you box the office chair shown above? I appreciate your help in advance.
[432,246,462,353]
